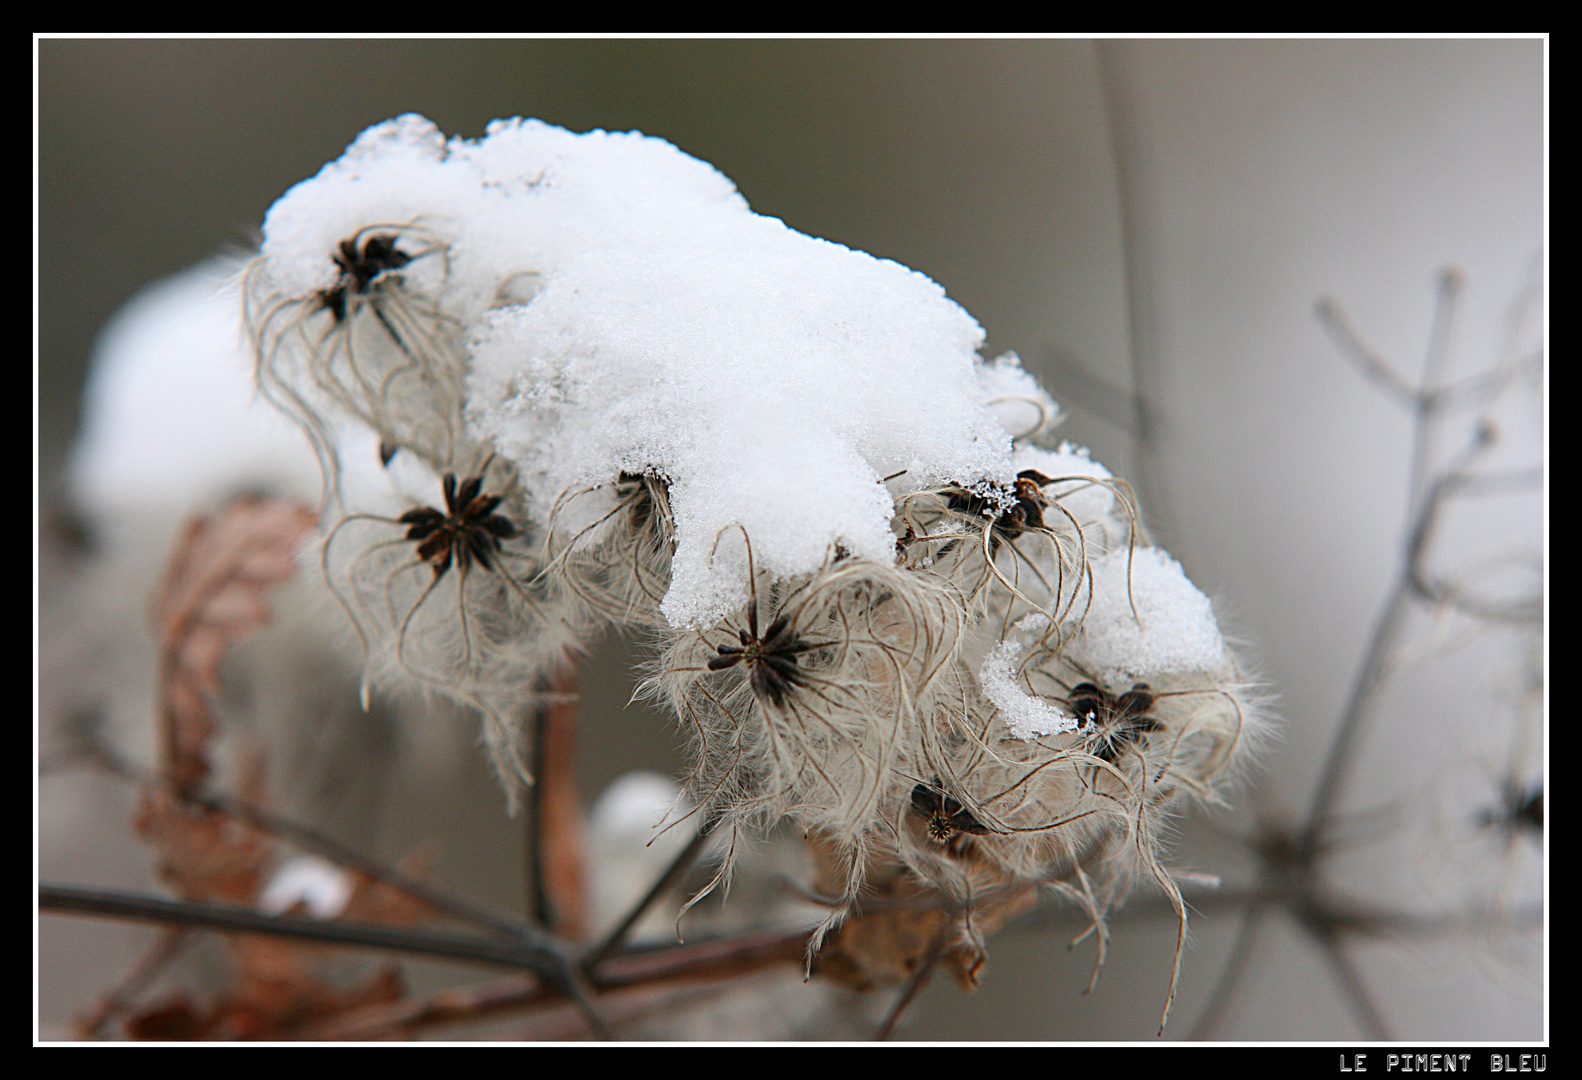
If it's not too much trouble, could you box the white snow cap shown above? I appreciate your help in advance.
[258,115,1036,628]
[68,258,323,526]
[259,855,354,920]
[461,121,1024,626]
[1073,547,1229,682]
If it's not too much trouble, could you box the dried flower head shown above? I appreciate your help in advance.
[246,221,470,491]
[320,459,584,790]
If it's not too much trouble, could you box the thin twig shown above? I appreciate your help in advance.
[874,917,954,1041]
[1309,274,1542,833]
[1009,884,1542,940]
[68,737,548,946]
[1035,349,1147,436]
[541,668,588,940]
[523,699,551,928]
[1406,269,1463,508]
[1188,904,1267,1041]
[41,884,573,982]
[200,787,535,942]
[1405,464,1544,625]
[1316,937,1392,1041]
[45,880,617,1039]
[300,927,811,1039]
[584,811,720,971]
[521,669,599,1033]
[559,964,612,1041]
[77,926,190,1039]
[1094,39,1183,552]
[509,974,759,1042]
[1306,314,1455,830]
[1315,299,1420,411]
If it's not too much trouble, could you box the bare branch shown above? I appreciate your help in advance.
[301,927,810,1040]
[1188,903,1268,1041]
[40,885,575,983]
[874,918,953,1040]
[1317,937,1392,1042]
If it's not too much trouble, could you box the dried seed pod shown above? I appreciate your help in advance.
[321,465,587,792]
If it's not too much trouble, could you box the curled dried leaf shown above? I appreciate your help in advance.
[150,496,317,788]
[135,754,273,905]
[805,834,1037,993]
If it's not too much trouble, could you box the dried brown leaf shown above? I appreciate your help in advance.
[150,496,316,788]
[341,850,441,928]
[123,812,436,1039]
[123,995,211,1040]
[126,966,408,1041]
[135,754,274,905]
[806,837,1037,992]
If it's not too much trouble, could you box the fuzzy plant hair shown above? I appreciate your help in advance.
[538,470,679,633]
[245,220,473,496]
[647,530,968,944]
[318,456,591,794]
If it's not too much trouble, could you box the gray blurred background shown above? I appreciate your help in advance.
[38,38,1544,1042]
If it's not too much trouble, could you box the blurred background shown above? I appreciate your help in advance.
[38,38,1544,1041]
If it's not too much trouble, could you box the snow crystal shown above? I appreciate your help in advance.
[1072,547,1228,682]
[981,639,1079,740]
[1013,611,1053,635]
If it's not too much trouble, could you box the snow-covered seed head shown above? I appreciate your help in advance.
[244,116,1268,1023]
[893,456,1139,651]
[538,471,677,632]
[652,531,965,849]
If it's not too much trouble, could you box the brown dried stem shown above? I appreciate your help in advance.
[301,927,811,1040]
[528,668,587,939]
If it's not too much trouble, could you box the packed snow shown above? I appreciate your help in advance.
[255,115,1055,627]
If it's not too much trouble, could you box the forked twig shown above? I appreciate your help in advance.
[585,812,721,971]
[302,927,811,1040]
[1184,269,1544,1039]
